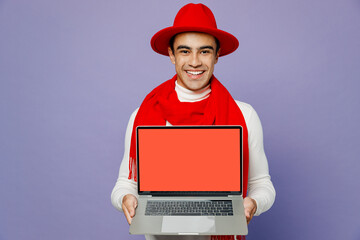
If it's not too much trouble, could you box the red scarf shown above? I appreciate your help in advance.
[128,75,249,239]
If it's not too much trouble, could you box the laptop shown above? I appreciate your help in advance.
[129,126,248,236]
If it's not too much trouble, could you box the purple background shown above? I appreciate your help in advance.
[1,0,359,239]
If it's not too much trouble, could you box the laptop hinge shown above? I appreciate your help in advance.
[227,195,242,197]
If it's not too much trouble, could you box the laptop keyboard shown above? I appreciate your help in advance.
[145,200,233,216]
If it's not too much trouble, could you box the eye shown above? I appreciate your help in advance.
[200,50,211,54]
[180,50,190,54]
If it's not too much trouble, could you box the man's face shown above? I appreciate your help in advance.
[168,32,220,91]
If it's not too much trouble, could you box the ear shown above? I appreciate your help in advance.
[214,48,220,64]
[168,47,176,65]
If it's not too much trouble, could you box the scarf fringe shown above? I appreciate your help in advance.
[128,157,137,181]
[210,235,246,240]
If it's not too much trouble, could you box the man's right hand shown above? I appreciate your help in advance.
[122,194,138,225]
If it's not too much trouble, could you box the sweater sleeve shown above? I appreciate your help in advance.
[111,108,139,212]
[236,101,276,216]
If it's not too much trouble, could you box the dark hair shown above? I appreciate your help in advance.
[169,33,220,55]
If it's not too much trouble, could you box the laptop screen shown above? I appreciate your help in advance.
[136,126,242,195]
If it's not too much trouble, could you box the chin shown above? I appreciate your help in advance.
[178,74,211,91]
[186,83,207,91]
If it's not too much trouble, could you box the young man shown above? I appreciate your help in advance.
[111,3,275,240]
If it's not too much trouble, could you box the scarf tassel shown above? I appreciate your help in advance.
[210,236,245,240]
[128,157,137,181]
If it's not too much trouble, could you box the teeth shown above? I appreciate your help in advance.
[187,71,204,75]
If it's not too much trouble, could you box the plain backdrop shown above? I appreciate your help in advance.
[1,0,359,239]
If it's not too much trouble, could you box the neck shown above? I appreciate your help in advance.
[175,81,211,102]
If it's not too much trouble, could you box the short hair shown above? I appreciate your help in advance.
[169,33,220,55]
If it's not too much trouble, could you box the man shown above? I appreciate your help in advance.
[111,3,275,240]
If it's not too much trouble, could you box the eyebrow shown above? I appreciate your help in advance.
[176,45,214,51]
[176,45,191,50]
[199,46,214,50]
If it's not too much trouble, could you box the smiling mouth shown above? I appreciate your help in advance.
[186,70,205,79]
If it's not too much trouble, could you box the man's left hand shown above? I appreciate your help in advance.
[243,197,257,224]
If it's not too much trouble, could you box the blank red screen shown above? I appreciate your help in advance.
[138,128,241,192]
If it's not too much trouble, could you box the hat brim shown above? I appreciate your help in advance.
[151,26,239,57]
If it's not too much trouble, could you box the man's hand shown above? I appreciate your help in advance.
[122,194,138,225]
[243,197,257,224]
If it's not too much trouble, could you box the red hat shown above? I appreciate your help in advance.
[150,3,239,57]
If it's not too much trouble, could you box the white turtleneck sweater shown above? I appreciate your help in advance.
[111,81,275,219]
[175,81,211,102]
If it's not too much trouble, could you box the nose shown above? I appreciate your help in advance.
[189,53,202,68]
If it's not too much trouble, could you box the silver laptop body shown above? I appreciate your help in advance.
[129,126,248,236]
